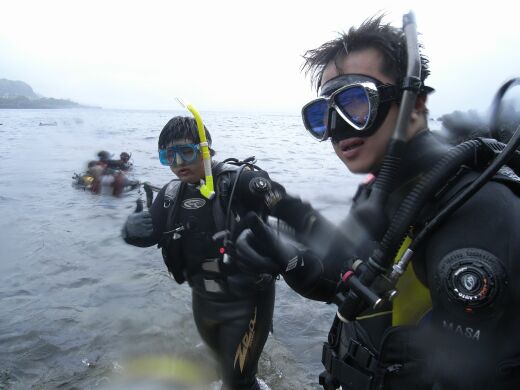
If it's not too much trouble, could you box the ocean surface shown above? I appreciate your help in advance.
[0,108,439,390]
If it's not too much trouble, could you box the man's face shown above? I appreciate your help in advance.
[166,138,205,184]
[323,48,398,174]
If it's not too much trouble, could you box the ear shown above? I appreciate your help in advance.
[415,95,427,112]
[410,95,428,121]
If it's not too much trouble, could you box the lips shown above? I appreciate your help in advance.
[176,168,192,177]
[339,138,365,159]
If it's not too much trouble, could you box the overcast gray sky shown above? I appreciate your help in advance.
[1,0,519,117]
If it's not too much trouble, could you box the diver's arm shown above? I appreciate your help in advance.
[272,195,354,302]
[122,187,166,247]
[282,247,340,302]
[235,208,342,302]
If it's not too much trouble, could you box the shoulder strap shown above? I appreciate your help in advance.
[213,161,241,176]
[165,180,186,233]
[161,180,187,284]
[164,179,182,207]
[213,167,237,232]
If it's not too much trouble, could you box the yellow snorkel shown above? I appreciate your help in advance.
[176,98,215,199]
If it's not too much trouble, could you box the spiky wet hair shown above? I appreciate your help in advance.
[302,14,431,92]
[158,116,213,150]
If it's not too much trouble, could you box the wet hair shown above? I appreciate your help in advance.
[120,152,130,159]
[97,150,110,161]
[302,14,431,93]
[158,116,215,155]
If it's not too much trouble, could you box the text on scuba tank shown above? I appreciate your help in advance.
[442,320,481,341]
[234,307,257,373]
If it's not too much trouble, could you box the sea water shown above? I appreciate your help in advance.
[0,108,439,389]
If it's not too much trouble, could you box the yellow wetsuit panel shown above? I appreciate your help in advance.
[393,264,432,326]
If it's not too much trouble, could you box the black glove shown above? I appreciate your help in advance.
[235,212,332,300]
[234,212,302,276]
[270,193,319,235]
[122,211,157,247]
[234,169,285,213]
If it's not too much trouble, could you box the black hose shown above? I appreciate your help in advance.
[376,140,480,264]
[353,11,422,242]
[391,78,520,256]
[410,126,520,251]
[225,164,249,239]
[489,78,520,140]
[338,140,481,321]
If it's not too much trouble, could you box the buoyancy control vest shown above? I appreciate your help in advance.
[319,133,520,390]
[159,162,240,285]
[159,160,273,297]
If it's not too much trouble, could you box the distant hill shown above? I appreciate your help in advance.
[0,79,39,99]
[0,78,96,109]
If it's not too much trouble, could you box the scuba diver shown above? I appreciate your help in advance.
[122,115,278,390]
[106,151,133,171]
[73,150,138,195]
[117,152,132,171]
[96,150,112,169]
[109,152,134,195]
[98,150,133,171]
[119,152,132,171]
[232,14,520,390]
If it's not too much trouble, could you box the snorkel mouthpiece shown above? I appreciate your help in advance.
[176,98,215,199]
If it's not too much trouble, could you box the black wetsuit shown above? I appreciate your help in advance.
[270,131,520,389]
[127,162,275,390]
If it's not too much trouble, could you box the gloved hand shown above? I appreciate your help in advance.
[264,179,287,210]
[122,211,157,247]
[235,169,286,213]
[235,212,331,300]
[234,212,301,276]
[269,192,319,235]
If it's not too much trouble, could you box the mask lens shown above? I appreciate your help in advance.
[158,144,200,166]
[302,99,329,139]
[179,145,197,162]
[158,149,171,166]
[334,85,370,128]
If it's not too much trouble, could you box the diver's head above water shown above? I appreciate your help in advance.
[158,116,215,184]
[120,152,130,163]
[301,15,434,174]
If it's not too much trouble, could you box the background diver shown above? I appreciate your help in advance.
[122,115,280,390]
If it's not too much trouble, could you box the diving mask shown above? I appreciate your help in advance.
[301,74,402,143]
[159,143,201,167]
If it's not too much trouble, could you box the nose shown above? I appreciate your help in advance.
[174,153,184,166]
